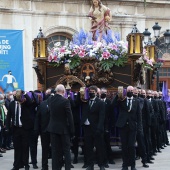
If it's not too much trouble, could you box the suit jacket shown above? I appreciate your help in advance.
[102,98,112,130]
[34,100,50,133]
[47,94,74,135]
[157,99,166,124]
[81,97,105,132]
[151,98,159,126]
[68,97,80,124]
[141,98,151,127]
[6,100,34,130]
[114,96,142,132]
[147,99,154,125]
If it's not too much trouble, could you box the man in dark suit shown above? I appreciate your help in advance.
[29,90,45,169]
[34,94,51,170]
[100,87,115,168]
[6,89,34,170]
[133,88,149,168]
[152,91,161,153]
[140,89,154,164]
[114,86,142,170]
[158,91,169,146]
[154,91,166,151]
[81,85,105,170]
[4,91,14,150]
[47,84,74,170]
[68,92,81,164]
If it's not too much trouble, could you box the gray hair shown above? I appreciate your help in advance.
[55,84,65,93]
[0,94,4,99]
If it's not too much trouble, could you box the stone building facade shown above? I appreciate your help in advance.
[0,0,170,91]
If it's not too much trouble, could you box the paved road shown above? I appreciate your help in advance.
[1,132,170,170]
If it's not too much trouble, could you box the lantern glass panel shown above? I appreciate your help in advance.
[154,30,160,37]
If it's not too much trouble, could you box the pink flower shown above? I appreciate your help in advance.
[48,55,53,62]
[147,60,153,66]
[144,55,149,61]
[74,48,79,54]
[111,44,118,51]
[53,55,57,62]
[143,48,147,54]
[102,51,110,59]
[59,47,65,53]
[79,51,85,58]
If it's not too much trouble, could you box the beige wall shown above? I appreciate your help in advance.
[0,0,170,91]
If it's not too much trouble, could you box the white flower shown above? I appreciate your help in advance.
[85,76,90,81]
[89,50,95,57]
[86,45,93,49]
[54,42,61,47]
[136,57,144,64]
[65,50,71,55]
[58,53,64,58]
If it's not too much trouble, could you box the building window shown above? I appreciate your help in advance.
[47,32,72,50]
[159,68,170,77]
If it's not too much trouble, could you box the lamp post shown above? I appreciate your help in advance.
[143,22,170,91]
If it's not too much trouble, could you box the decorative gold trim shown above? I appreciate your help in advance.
[114,72,131,77]
[47,74,65,80]
[114,78,131,86]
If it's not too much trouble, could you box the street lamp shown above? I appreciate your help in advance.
[163,29,170,44]
[143,22,170,91]
[143,28,151,44]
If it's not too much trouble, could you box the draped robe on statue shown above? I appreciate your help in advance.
[89,4,111,41]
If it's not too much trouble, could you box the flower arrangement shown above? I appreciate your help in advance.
[133,49,154,84]
[48,29,128,71]
[135,49,153,70]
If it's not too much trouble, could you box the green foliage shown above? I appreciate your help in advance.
[69,56,81,69]
[100,58,114,71]
[114,55,128,67]
[100,55,128,71]
[49,62,60,68]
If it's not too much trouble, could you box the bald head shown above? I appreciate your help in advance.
[127,86,134,92]
[153,91,159,99]
[55,84,66,96]
[158,91,163,99]
[146,90,152,97]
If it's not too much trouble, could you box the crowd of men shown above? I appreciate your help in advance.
[0,84,169,170]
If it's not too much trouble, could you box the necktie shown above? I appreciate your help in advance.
[128,99,131,111]
[89,100,94,108]
[15,103,20,127]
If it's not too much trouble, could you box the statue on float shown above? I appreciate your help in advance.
[88,0,111,41]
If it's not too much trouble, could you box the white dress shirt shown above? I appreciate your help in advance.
[127,96,133,111]
[15,101,22,126]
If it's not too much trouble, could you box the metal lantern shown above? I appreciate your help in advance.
[148,45,156,62]
[32,28,48,58]
[152,22,161,38]
[164,29,170,44]
[127,24,144,59]
[143,28,151,44]
[145,38,156,63]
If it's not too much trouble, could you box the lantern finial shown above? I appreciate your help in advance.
[37,27,44,38]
